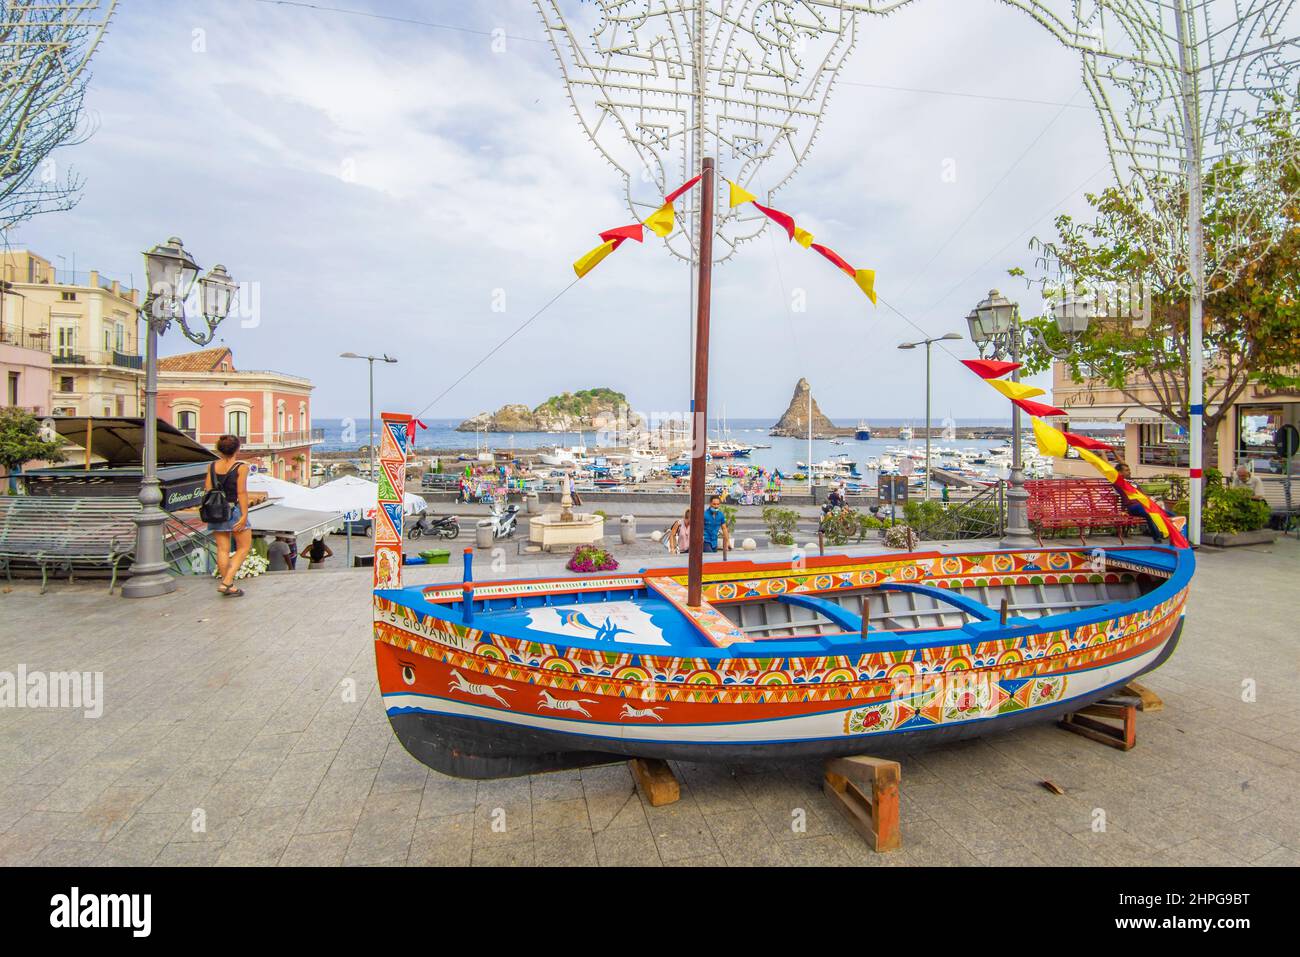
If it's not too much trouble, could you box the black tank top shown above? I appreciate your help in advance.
[212,459,243,499]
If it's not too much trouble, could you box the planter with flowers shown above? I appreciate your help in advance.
[566,544,619,573]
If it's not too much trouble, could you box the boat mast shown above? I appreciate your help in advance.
[687,156,716,607]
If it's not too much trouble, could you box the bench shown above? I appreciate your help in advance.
[1258,476,1298,529]
[1026,478,1148,545]
[0,496,140,593]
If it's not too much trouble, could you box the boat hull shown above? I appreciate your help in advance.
[376,598,1185,777]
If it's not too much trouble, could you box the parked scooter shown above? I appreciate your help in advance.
[487,503,520,538]
[407,512,460,540]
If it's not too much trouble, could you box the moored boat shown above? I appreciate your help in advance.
[374,541,1192,778]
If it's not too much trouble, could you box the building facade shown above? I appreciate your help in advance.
[1051,361,1300,478]
[156,347,322,484]
[0,250,144,418]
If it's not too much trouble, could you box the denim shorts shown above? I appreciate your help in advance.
[207,506,245,533]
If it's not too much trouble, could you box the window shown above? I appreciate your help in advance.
[1237,404,1288,474]
[177,410,197,439]
[228,410,249,438]
[6,371,18,405]
[60,291,77,302]
[1138,423,1190,468]
[58,376,75,393]
[55,325,76,357]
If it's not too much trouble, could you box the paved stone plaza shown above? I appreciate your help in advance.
[1,537,1297,867]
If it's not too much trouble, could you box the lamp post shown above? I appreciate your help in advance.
[123,238,238,598]
[965,289,1042,548]
[898,332,962,501]
[340,352,397,480]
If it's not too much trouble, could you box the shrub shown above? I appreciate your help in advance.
[720,504,738,530]
[566,544,619,573]
[762,506,799,545]
[819,507,860,545]
[1181,486,1270,534]
[883,524,918,550]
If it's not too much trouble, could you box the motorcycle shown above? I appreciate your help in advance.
[407,512,460,540]
[487,503,520,539]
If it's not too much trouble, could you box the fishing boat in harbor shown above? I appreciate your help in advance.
[855,421,872,440]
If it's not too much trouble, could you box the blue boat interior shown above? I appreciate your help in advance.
[377,546,1191,661]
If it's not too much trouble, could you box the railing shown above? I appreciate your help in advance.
[1138,443,1190,468]
[51,349,145,369]
[187,428,324,449]
[0,326,51,352]
[901,481,1006,541]
[163,511,217,576]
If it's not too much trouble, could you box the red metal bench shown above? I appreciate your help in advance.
[1025,478,1149,545]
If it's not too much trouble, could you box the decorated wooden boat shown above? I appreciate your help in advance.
[373,494,1192,777]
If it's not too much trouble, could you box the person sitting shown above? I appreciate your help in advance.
[1231,465,1265,499]
[1113,463,1164,544]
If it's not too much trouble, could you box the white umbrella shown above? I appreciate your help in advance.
[248,472,321,509]
[309,475,426,521]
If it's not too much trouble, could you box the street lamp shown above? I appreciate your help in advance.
[966,289,1039,548]
[898,332,962,501]
[341,352,398,481]
[123,238,237,598]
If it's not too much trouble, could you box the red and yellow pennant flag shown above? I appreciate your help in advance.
[1032,417,1069,458]
[985,378,1045,402]
[960,358,1020,380]
[571,176,702,279]
[1063,431,1115,452]
[727,180,757,207]
[1011,397,1067,418]
[752,202,796,240]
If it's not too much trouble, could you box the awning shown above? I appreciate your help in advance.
[1055,403,1216,425]
[248,504,346,550]
[50,416,217,466]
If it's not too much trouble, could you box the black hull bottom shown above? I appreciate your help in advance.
[388,621,1182,779]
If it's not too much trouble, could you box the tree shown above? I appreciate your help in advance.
[1015,102,1300,468]
[0,1,117,233]
[0,407,64,489]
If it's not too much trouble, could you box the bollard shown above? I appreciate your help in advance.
[619,514,637,545]
[476,519,494,549]
[462,548,475,624]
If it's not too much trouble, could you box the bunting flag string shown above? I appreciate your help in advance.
[963,360,1187,548]
[571,176,701,279]
[727,179,877,305]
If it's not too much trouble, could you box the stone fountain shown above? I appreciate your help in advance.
[528,484,604,552]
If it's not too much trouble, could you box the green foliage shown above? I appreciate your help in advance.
[720,504,738,530]
[0,407,64,477]
[762,506,798,546]
[534,387,628,417]
[1170,481,1270,534]
[1015,101,1300,460]
[818,507,859,546]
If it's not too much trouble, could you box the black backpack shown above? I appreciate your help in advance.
[199,461,238,523]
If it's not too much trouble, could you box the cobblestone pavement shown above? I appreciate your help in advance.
[1,537,1296,866]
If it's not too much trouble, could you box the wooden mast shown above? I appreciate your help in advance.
[687,156,715,607]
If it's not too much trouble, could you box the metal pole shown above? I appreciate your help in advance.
[368,357,375,481]
[122,311,177,597]
[686,157,715,608]
[1174,0,1204,547]
[1000,324,1035,547]
[924,340,932,501]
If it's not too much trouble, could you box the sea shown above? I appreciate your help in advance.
[315,417,1053,477]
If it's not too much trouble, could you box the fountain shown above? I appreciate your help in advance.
[528,481,604,552]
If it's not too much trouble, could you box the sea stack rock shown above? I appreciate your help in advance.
[770,377,836,437]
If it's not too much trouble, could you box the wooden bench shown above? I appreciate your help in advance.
[1026,478,1149,545]
[0,496,140,593]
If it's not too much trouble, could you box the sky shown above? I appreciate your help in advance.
[9,0,1119,422]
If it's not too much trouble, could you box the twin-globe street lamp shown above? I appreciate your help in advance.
[965,288,1092,548]
[122,238,238,599]
[897,332,963,502]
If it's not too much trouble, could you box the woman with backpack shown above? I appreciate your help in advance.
[201,434,253,597]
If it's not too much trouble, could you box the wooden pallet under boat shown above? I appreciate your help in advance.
[373,545,1193,779]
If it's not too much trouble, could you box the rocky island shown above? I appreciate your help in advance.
[457,387,641,433]
[769,377,844,438]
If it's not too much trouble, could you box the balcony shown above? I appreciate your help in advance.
[187,428,324,452]
[51,349,145,371]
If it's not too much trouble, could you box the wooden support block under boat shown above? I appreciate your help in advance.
[630,758,681,807]
[1059,697,1139,751]
[1120,680,1164,712]
[823,755,901,853]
